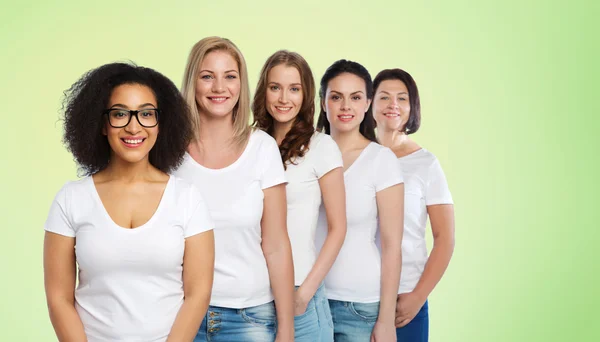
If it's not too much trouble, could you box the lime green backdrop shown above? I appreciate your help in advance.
[1,0,598,341]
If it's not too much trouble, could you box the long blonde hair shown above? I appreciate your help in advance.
[181,36,252,147]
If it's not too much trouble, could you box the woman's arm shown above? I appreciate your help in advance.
[372,183,404,341]
[43,231,87,342]
[167,230,215,342]
[261,183,294,341]
[396,204,455,327]
[295,168,346,314]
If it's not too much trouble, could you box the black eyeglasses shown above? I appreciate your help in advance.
[103,108,159,128]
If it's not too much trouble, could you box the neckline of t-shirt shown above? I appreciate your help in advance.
[343,142,376,176]
[184,130,256,174]
[398,148,426,160]
[87,175,173,232]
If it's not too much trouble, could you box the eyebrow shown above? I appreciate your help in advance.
[378,90,409,95]
[329,90,365,95]
[109,103,157,109]
[269,82,302,86]
[199,69,239,74]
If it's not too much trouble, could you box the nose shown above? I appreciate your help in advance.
[124,114,142,134]
[389,98,399,108]
[279,89,288,103]
[341,97,351,111]
[212,77,225,93]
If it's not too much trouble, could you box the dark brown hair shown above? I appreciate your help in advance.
[373,68,421,134]
[252,50,315,169]
[316,59,377,142]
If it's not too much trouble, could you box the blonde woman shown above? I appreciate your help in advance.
[173,37,295,342]
[253,50,347,341]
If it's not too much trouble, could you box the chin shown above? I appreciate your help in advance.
[332,124,360,133]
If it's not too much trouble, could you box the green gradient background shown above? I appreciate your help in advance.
[1,0,598,340]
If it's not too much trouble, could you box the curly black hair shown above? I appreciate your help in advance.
[61,62,193,176]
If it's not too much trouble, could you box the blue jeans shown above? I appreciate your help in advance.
[328,300,380,342]
[294,284,334,342]
[396,300,429,342]
[194,301,276,342]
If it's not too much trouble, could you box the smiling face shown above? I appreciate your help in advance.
[322,72,371,134]
[265,64,303,126]
[372,79,411,132]
[103,83,159,165]
[194,50,241,119]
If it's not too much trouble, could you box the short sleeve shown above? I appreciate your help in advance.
[374,147,404,192]
[425,158,453,205]
[313,134,343,178]
[259,133,287,189]
[44,184,75,237]
[184,185,214,238]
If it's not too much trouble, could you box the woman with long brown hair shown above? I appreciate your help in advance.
[253,50,347,342]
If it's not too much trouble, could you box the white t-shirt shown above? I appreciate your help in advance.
[44,175,213,342]
[285,131,343,285]
[316,142,404,303]
[379,148,453,294]
[173,129,287,308]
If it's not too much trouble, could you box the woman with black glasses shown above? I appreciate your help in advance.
[43,62,215,342]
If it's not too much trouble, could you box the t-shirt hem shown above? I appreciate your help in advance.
[375,178,404,192]
[209,295,274,309]
[316,165,343,179]
[425,197,454,206]
[183,226,213,239]
[326,294,380,303]
[261,177,287,190]
[44,226,75,238]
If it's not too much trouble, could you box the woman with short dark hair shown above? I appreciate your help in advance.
[372,68,455,342]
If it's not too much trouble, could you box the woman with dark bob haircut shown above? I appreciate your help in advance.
[43,62,215,342]
[372,68,455,342]
[315,59,404,342]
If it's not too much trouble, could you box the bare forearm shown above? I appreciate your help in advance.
[48,301,87,342]
[412,237,454,299]
[264,240,295,336]
[299,226,345,297]
[167,294,211,342]
[378,245,402,323]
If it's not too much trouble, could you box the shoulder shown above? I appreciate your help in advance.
[310,131,338,152]
[54,177,91,200]
[371,143,397,161]
[251,128,276,145]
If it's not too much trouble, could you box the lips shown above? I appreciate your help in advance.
[274,106,293,114]
[207,96,228,104]
[384,113,400,118]
[121,137,146,148]
[337,114,354,122]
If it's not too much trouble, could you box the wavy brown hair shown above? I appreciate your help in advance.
[252,50,315,169]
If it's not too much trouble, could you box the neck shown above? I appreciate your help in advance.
[377,128,408,149]
[331,127,366,152]
[273,120,293,145]
[102,156,155,183]
[196,111,236,148]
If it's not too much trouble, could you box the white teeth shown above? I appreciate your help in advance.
[124,139,143,144]
[385,114,399,117]
[339,115,353,119]
[210,97,227,103]
[276,107,291,111]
